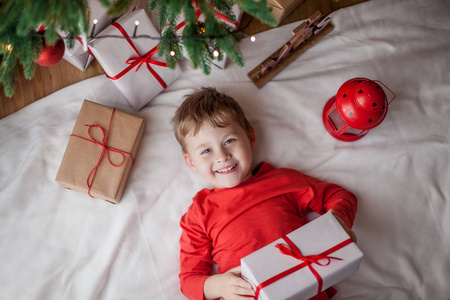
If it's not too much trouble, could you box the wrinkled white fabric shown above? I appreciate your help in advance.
[1,0,449,299]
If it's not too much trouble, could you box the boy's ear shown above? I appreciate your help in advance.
[183,153,198,172]
[248,126,257,150]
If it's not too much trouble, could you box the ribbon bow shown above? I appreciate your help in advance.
[105,22,168,89]
[70,108,135,198]
[125,47,169,88]
[276,237,341,267]
[254,236,352,300]
[275,236,341,295]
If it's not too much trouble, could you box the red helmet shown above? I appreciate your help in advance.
[335,77,388,130]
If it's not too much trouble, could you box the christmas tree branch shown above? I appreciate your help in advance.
[1,0,277,98]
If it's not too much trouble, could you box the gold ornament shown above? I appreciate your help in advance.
[182,21,206,36]
[196,21,206,35]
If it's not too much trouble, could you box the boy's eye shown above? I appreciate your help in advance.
[201,149,211,155]
[225,139,236,145]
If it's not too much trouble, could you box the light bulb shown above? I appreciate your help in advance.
[250,35,256,42]
[170,50,176,56]
[213,50,219,58]
[133,21,140,37]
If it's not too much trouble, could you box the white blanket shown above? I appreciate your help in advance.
[1,0,449,299]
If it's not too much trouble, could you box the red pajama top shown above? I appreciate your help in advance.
[179,162,357,300]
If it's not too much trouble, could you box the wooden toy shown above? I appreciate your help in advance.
[248,11,334,88]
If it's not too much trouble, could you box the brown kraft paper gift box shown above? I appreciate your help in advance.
[268,0,305,25]
[56,100,145,204]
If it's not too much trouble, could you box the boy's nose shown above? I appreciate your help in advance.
[216,148,231,163]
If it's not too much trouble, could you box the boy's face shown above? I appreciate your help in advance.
[183,119,256,189]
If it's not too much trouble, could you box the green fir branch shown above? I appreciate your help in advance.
[236,0,277,26]
[211,0,235,23]
[1,0,278,97]
[104,0,133,17]
[159,26,183,69]
[0,0,89,97]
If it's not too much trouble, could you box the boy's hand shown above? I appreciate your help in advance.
[204,266,255,300]
[330,209,357,243]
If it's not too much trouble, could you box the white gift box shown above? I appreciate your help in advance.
[175,4,243,69]
[60,0,112,71]
[89,9,183,110]
[241,212,363,300]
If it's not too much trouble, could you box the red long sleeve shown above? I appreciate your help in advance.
[179,162,357,300]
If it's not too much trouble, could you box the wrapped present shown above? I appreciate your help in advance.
[212,3,243,30]
[55,100,145,204]
[89,9,183,110]
[175,4,243,32]
[241,212,363,300]
[268,0,305,25]
[175,4,243,69]
[60,0,112,71]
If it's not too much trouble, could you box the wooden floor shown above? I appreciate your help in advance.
[0,0,367,119]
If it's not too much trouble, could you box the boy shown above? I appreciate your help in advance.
[173,87,357,300]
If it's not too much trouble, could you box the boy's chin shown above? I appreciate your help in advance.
[213,178,250,189]
[212,173,253,189]
[212,179,241,189]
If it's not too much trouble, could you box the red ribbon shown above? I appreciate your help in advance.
[213,9,238,28]
[70,108,135,198]
[105,22,168,89]
[176,4,238,30]
[254,237,353,299]
[175,9,202,30]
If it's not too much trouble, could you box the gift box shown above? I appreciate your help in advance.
[55,100,145,204]
[60,0,112,71]
[241,212,363,300]
[175,4,243,69]
[89,9,183,110]
[268,0,305,25]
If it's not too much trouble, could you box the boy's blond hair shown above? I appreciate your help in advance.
[173,87,252,153]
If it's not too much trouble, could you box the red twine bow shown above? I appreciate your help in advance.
[70,108,135,198]
[105,22,168,89]
[254,237,353,300]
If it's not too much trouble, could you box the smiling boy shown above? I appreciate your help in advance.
[173,87,357,300]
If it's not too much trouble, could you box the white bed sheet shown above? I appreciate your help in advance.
[1,0,449,299]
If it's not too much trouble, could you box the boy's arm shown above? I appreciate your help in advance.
[180,213,255,300]
[179,211,213,300]
[303,174,358,229]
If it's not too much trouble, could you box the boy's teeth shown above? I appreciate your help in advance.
[217,164,236,173]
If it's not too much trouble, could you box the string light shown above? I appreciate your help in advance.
[29,18,256,46]
[25,8,257,47]
[6,44,12,51]
[213,49,219,58]
[133,20,140,38]
[170,50,176,56]
[90,19,98,37]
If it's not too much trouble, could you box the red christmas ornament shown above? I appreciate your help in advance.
[322,77,396,142]
[36,33,65,66]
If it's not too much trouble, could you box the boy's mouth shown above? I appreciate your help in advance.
[215,164,237,174]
